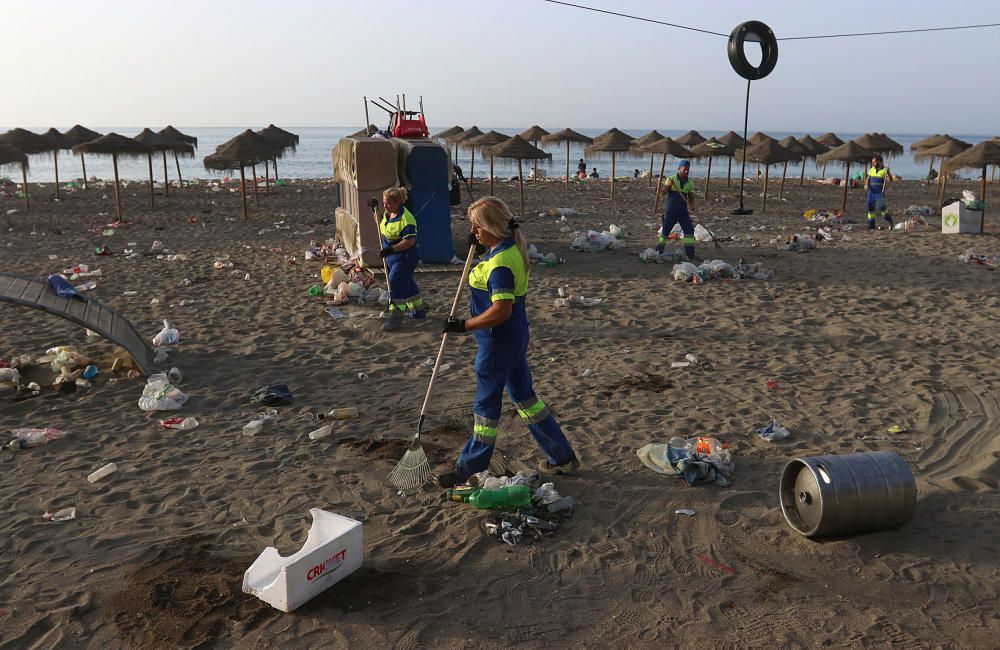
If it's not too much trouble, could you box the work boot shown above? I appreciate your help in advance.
[382,311,403,332]
[538,456,580,476]
[408,308,427,319]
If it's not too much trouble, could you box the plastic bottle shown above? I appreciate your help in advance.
[75,280,97,291]
[87,462,117,483]
[5,428,68,450]
[467,485,532,509]
[243,409,278,437]
[327,407,358,420]
[159,416,199,430]
[446,486,479,502]
[684,353,698,364]
[693,436,728,457]
[308,425,332,440]
[308,284,324,297]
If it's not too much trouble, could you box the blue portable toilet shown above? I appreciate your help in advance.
[392,139,454,263]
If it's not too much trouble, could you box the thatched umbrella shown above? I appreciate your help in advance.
[918,139,972,208]
[157,126,198,190]
[257,124,298,188]
[452,126,484,186]
[134,129,195,204]
[203,130,282,220]
[690,138,735,199]
[641,137,694,213]
[72,133,152,220]
[778,136,812,188]
[0,129,55,211]
[796,135,829,185]
[519,126,550,181]
[586,128,634,199]
[748,132,773,145]
[872,133,904,157]
[739,139,799,212]
[483,135,549,216]
[675,130,706,147]
[62,125,102,190]
[815,133,844,179]
[631,130,665,187]
[0,147,30,211]
[853,133,899,159]
[942,140,1000,230]
[718,131,747,186]
[912,134,953,179]
[540,128,593,188]
[817,141,873,212]
[467,130,511,196]
[432,125,463,142]
[40,129,73,200]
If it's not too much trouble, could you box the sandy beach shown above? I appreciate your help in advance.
[1,172,998,649]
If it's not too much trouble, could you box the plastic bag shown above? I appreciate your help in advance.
[138,374,188,411]
[251,384,293,406]
[756,418,790,442]
[152,320,180,347]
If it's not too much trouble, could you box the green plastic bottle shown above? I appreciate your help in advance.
[467,485,532,509]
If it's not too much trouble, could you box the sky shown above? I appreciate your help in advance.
[3,0,1000,135]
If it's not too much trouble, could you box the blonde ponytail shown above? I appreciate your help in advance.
[468,196,529,269]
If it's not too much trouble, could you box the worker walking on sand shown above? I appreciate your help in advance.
[379,187,425,331]
[437,197,579,487]
[656,160,697,260]
[865,155,894,230]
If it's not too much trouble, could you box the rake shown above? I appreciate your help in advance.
[369,198,392,303]
[388,242,478,491]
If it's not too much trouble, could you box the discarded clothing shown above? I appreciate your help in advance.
[636,437,735,486]
[250,384,293,406]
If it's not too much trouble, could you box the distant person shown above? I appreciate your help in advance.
[633,168,641,178]
[379,187,425,330]
[589,168,599,179]
[577,158,587,174]
[656,160,697,260]
[577,170,587,180]
[864,155,893,230]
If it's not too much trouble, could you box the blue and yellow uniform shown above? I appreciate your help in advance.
[380,206,424,315]
[866,167,893,229]
[455,238,577,476]
[658,172,697,258]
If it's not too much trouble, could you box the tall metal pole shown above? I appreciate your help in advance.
[732,78,753,215]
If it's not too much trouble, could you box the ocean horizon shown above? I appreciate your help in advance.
[3,126,994,184]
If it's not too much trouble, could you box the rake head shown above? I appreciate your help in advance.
[387,437,432,491]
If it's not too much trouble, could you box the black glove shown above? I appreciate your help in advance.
[442,316,466,333]
[379,246,394,258]
[466,233,486,256]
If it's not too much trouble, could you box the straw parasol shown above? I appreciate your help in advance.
[0,147,30,211]
[917,139,972,208]
[912,134,960,180]
[641,137,695,213]
[748,132,773,145]
[484,136,549,216]
[452,126,484,185]
[690,138,735,199]
[257,125,299,194]
[41,129,73,200]
[203,130,282,220]
[540,128,594,188]
[942,140,1000,229]
[631,130,665,186]
[586,128,635,199]
[157,126,198,191]
[62,125,103,190]
[872,133,904,157]
[739,139,799,212]
[432,125,463,142]
[675,130,707,147]
[778,136,812,188]
[818,141,873,211]
[519,126,550,181]
[466,130,511,196]
[72,133,152,220]
[0,129,55,211]
[814,133,844,178]
[853,133,899,159]
[134,129,195,205]
[718,131,747,186]
[796,135,829,185]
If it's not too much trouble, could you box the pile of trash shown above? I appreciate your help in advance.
[786,233,816,252]
[671,258,774,283]
[527,244,565,267]
[661,223,716,242]
[636,436,735,486]
[756,418,791,442]
[553,286,603,308]
[316,265,389,306]
[802,209,844,224]
[958,248,1000,268]
[905,205,934,218]
[638,248,687,263]
[570,228,626,253]
[961,190,985,211]
[541,207,581,217]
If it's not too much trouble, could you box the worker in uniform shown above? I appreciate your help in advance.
[656,160,697,260]
[379,187,425,331]
[865,155,893,230]
[437,196,579,487]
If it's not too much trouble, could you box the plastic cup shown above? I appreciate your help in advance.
[87,463,117,483]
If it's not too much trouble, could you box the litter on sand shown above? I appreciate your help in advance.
[636,436,734,486]
[757,418,791,442]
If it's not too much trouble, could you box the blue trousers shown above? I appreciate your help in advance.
[456,337,577,477]
[660,209,696,258]
[386,250,422,312]
[866,192,892,228]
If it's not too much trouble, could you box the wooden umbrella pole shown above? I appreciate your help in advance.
[147,153,155,208]
[704,157,713,200]
[653,153,667,213]
[112,154,122,220]
[251,163,259,206]
[21,162,29,211]
[762,165,769,213]
[273,157,279,185]
[489,155,494,196]
[799,159,806,186]
[779,161,788,199]
[469,146,475,187]
[981,165,987,233]
[80,154,88,190]
[611,152,617,200]
[174,151,184,190]
[927,157,934,181]
[162,151,169,196]
[239,165,248,220]
[822,161,828,179]
[648,153,654,187]
[841,162,850,212]
[726,156,732,187]
[518,158,525,216]
[532,140,538,181]
[264,160,270,196]
[565,141,570,188]
[52,151,60,200]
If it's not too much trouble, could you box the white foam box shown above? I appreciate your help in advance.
[243,508,363,612]
[941,201,982,234]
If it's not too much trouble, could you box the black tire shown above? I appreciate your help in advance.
[728,21,778,81]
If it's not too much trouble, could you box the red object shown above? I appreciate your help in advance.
[160,416,185,429]
[696,555,736,574]
[391,113,429,138]
[767,380,779,390]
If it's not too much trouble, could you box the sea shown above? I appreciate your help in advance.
[2,127,993,184]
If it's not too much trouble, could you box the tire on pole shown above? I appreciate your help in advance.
[728,21,778,81]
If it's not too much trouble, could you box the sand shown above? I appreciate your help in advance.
[1,172,998,649]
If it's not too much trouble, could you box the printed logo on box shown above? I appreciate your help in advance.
[944,214,958,227]
[306,548,347,581]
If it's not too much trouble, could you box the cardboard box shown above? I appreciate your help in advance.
[243,509,363,612]
[941,201,982,234]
